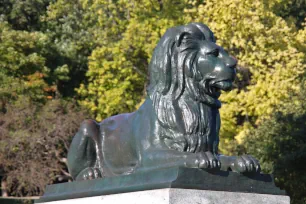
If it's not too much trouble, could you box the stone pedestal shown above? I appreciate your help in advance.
[37,188,289,204]
[36,167,289,204]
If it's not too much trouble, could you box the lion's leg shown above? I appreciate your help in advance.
[140,149,221,171]
[67,119,103,180]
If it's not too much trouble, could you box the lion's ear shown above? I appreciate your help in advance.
[176,32,191,47]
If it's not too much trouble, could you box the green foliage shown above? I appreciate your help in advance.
[0,21,49,103]
[0,0,305,201]
[0,0,51,31]
[77,0,191,120]
[185,0,306,155]
[42,0,97,96]
[75,0,306,131]
[243,84,306,204]
[270,0,306,29]
[0,2,91,196]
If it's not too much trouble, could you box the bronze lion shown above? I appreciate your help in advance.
[67,23,260,181]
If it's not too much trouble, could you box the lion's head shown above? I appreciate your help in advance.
[147,23,237,153]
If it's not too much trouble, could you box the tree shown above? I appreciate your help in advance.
[186,0,306,154]
[0,7,89,196]
[0,0,51,31]
[75,0,306,154]
[0,21,50,105]
[243,83,306,204]
[270,0,306,29]
[0,98,87,196]
[0,0,305,200]
[41,0,98,97]
[76,0,192,121]
[0,0,97,99]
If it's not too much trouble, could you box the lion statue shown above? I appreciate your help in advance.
[67,23,260,181]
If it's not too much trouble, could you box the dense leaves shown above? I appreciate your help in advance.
[243,85,306,203]
[0,1,90,196]
[0,98,87,196]
[0,0,305,203]
[0,21,49,104]
[0,0,51,31]
[76,0,189,120]
[42,0,97,96]
[182,0,306,157]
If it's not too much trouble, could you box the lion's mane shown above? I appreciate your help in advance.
[147,23,220,153]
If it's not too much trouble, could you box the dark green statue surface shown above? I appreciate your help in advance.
[67,23,260,181]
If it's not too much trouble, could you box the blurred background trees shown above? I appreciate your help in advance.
[0,99,87,196]
[0,0,305,203]
[244,83,306,204]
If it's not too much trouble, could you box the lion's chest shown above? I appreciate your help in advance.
[198,104,220,152]
[201,104,219,133]
[163,100,220,153]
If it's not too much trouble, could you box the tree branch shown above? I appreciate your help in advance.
[133,66,149,79]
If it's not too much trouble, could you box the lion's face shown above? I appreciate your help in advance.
[196,41,237,99]
[148,23,237,105]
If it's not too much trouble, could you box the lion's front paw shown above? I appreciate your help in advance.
[75,167,102,181]
[197,151,221,169]
[232,155,260,173]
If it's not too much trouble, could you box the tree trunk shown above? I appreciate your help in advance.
[1,178,8,197]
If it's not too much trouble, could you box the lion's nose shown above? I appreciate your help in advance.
[226,56,237,69]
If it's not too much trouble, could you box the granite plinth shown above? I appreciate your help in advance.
[37,188,290,204]
[36,167,287,203]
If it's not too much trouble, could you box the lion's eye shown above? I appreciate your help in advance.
[208,49,219,57]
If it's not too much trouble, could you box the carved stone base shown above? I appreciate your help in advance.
[35,167,288,203]
[37,188,290,204]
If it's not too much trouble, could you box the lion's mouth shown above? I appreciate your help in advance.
[208,80,233,98]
